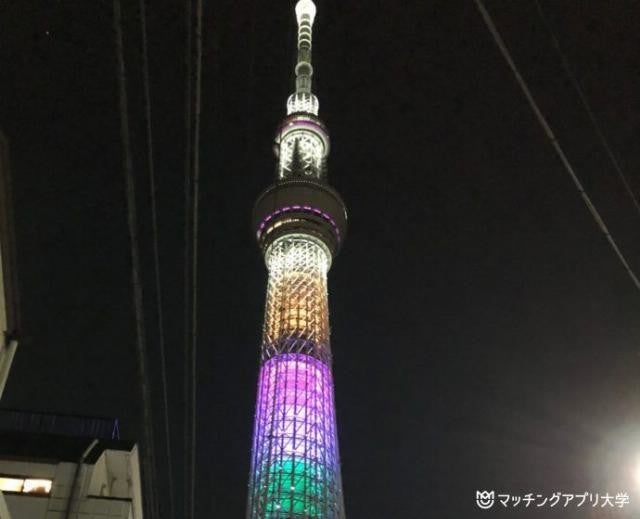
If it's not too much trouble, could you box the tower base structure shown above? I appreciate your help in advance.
[248,353,343,517]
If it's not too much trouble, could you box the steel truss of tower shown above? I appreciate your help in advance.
[246,1,348,518]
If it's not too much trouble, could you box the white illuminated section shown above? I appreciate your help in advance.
[293,0,316,95]
[278,131,325,178]
[633,460,640,488]
[0,478,23,493]
[22,479,52,494]
[280,0,326,178]
[287,92,319,116]
[295,0,317,25]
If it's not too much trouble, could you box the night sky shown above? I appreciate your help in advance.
[2,1,640,518]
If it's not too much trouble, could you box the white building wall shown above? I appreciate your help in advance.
[126,447,142,519]
[0,221,7,399]
[4,494,49,519]
[1,461,57,480]
[86,456,108,498]
[0,132,18,519]
[0,491,11,519]
[0,446,143,519]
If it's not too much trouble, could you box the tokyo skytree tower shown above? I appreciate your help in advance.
[246,1,348,517]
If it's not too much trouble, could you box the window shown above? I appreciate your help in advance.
[23,479,52,494]
[0,476,52,495]
[0,477,24,492]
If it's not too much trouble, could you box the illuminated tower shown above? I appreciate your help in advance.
[247,1,347,517]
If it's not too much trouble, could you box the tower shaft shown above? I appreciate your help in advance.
[247,237,343,518]
[247,2,347,518]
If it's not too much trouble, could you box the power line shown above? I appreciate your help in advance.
[189,1,203,519]
[182,0,204,517]
[112,1,160,517]
[182,0,193,517]
[533,0,640,216]
[473,0,640,292]
[243,0,259,162]
[137,0,176,517]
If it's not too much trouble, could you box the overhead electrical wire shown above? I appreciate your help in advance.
[137,0,176,518]
[532,0,640,216]
[183,1,204,518]
[243,0,259,161]
[190,1,203,518]
[182,0,193,517]
[113,0,160,517]
[474,0,640,292]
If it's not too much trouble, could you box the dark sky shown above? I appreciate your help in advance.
[2,1,640,518]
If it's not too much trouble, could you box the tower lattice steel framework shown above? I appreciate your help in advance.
[247,1,347,517]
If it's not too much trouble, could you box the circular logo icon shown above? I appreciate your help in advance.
[476,490,495,510]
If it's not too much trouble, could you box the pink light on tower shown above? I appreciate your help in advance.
[246,1,348,517]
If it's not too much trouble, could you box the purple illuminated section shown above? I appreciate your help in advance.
[247,353,342,517]
[257,206,341,241]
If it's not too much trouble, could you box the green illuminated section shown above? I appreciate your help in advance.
[264,459,325,516]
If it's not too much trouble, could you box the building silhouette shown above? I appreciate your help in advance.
[0,134,143,519]
[0,410,144,519]
[0,130,21,518]
[0,131,20,402]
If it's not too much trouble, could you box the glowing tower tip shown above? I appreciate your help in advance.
[295,0,317,24]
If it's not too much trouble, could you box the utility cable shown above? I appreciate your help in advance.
[113,1,160,517]
[182,1,204,518]
[243,0,259,161]
[474,0,640,291]
[182,0,193,515]
[533,0,640,216]
[188,1,204,518]
[137,0,176,518]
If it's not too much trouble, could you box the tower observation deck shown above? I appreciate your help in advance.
[247,1,347,518]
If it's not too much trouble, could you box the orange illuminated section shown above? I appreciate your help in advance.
[262,236,331,360]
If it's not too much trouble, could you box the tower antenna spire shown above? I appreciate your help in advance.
[286,0,320,116]
[294,0,317,94]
